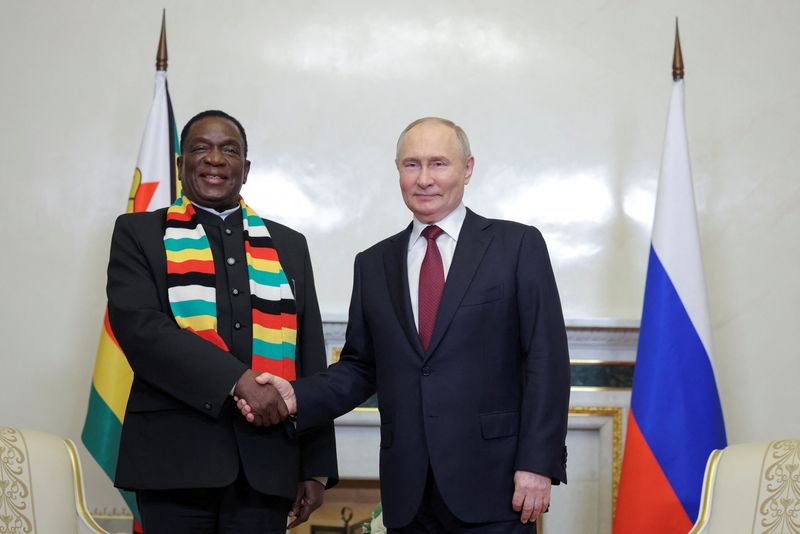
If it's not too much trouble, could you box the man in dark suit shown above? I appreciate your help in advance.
[106,110,337,533]
[241,116,570,532]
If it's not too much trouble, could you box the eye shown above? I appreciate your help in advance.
[191,144,208,153]
[404,161,419,169]
[223,145,240,155]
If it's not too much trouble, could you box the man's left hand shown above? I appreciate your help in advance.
[512,470,551,524]
[287,479,325,528]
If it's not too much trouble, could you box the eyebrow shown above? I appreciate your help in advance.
[402,155,451,164]
[189,136,242,147]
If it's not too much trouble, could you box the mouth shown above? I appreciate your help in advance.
[199,172,228,184]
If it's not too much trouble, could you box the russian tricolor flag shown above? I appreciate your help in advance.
[613,77,727,532]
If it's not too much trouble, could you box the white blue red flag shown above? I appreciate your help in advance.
[613,78,727,533]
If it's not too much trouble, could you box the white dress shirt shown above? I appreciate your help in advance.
[192,202,240,220]
[407,203,467,332]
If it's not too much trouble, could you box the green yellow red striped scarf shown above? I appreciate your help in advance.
[163,195,297,380]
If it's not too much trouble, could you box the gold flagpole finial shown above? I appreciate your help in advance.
[156,9,168,71]
[672,18,684,81]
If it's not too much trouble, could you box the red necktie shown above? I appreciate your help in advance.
[418,225,445,350]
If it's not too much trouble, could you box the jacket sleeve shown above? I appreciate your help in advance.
[513,227,571,484]
[294,234,340,486]
[106,214,248,418]
[293,253,377,432]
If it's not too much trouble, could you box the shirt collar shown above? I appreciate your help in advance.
[192,201,240,220]
[409,203,467,250]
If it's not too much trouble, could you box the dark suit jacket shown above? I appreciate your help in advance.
[293,208,570,527]
[106,207,337,500]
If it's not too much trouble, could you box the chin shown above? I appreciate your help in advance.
[413,204,440,216]
[414,213,439,224]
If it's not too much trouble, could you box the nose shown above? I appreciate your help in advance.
[416,166,433,187]
[203,146,226,166]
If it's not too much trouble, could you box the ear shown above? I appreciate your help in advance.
[242,159,251,185]
[463,156,475,184]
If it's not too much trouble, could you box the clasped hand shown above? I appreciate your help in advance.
[233,369,296,427]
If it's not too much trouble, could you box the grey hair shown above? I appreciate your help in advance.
[395,117,472,161]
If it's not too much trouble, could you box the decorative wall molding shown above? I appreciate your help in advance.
[568,406,624,510]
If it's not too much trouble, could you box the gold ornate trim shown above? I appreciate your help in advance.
[90,509,134,520]
[351,389,631,409]
[0,426,36,533]
[334,353,635,368]
[753,439,800,534]
[570,359,634,366]
[570,386,630,392]
[568,406,623,513]
[688,448,722,534]
[353,407,379,413]
[64,438,109,533]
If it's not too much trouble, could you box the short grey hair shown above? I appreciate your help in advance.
[395,117,472,162]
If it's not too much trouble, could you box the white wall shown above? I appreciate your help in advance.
[1,0,798,517]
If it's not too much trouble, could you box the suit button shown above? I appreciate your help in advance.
[232,288,240,296]
[421,366,431,376]
[234,322,242,330]
[204,402,212,410]
[224,228,233,235]
[227,257,236,265]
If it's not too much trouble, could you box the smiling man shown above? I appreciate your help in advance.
[106,110,337,533]
[240,117,570,533]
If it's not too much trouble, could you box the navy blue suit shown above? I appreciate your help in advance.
[293,209,570,528]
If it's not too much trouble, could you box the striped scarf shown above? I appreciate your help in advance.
[163,195,297,380]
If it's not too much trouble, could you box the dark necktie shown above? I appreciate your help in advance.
[418,225,445,350]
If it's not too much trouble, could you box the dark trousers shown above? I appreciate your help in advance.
[136,470,291,534]
[390,468,535,534]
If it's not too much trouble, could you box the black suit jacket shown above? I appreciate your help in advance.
[293,209,570,527]
[106,207,337,499]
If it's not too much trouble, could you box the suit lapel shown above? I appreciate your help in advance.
[425,209,493,359]
[383,224,425,357]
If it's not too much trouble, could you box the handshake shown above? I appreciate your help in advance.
[233,370,297,427]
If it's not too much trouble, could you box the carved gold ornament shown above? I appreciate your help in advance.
[756,439,800,534]
[0,427,35,533]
